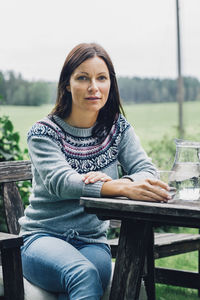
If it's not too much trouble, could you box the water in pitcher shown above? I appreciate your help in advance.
[169,162,200,201]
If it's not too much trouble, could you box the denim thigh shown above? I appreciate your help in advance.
[73,239,112,290]
[21,234,111,300]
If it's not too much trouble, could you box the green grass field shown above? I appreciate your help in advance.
[1,101,200,151]
[155,238,200,300]
[0,104,53,150]
[1,101,200,299]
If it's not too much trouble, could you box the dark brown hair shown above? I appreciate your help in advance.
[51,42,124,139]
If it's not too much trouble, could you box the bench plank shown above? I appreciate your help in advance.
[154,233,200,258]
[0,233,23,249]
[109,233,200,259]
[155,267,200,289]
[0,160,32,183]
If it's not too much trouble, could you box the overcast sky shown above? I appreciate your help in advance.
[1,0,200,82]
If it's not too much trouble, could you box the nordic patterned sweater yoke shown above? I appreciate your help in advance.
[19,114,157,243]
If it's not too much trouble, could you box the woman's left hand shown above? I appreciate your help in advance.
[82,171,112,184]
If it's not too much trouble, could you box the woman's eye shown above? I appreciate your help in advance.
[98,76,107,81]
[77,76,88,81]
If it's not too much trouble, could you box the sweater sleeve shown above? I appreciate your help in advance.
[28,136,104,200]
[117,126,158,181]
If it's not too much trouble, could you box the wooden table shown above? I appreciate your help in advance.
[80,197,200,300]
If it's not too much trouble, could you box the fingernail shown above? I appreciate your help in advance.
[85,179,89,184]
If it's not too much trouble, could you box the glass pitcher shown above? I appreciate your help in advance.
[170,139,200,200]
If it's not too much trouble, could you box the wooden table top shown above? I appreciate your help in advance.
[80,197,200,227]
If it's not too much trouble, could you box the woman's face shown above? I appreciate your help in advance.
[67,56,111,117]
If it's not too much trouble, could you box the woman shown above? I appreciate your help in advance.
[19,43,171,300]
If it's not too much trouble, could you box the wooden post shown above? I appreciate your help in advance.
[0,234,24,300]
[198,228,200,297]
[176,0,184,138]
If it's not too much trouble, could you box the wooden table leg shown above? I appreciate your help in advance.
[109,219,152,300]
[144,227,156,300]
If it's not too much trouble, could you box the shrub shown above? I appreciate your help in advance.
[0,114,31,231]
[0,115,26,161]
[147,134,176,170]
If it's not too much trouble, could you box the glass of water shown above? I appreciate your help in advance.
[158,169,200,201]
[158,170,177,199]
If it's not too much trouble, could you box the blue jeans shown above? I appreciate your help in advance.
[21,233,112,300]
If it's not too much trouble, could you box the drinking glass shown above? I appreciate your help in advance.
[158,170,200,201]
[158,170,176,199]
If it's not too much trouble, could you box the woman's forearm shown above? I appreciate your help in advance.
[101,178,132,198]
[101,178,171,202]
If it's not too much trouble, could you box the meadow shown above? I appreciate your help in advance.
[1,101,200,299]
[1,101,200,152]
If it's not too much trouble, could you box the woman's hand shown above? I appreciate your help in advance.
[82,171,112,184]
[125,178,171,203]
[101,178,171,203]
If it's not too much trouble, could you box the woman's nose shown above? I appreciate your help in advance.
[88,80,98,92]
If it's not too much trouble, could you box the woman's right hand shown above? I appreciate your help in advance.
[124,178,171,202]
[101,178,171,203]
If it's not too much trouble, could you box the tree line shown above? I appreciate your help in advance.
[118,76,200,103]
[0,70,200,106]
[0,71,56,106]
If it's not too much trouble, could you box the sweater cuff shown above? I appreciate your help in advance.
[82,181,104,198]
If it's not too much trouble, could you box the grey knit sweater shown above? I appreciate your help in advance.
[19,114,157,243]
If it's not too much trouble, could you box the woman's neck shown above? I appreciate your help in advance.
[64,112,98,128]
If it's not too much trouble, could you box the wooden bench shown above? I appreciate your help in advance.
[0,160,200,299]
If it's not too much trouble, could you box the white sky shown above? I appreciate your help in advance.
[0,0,200,81]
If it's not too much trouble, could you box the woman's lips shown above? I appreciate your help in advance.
[85,97,100,100]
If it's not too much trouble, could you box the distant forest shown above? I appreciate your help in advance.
[0,70,200,106]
